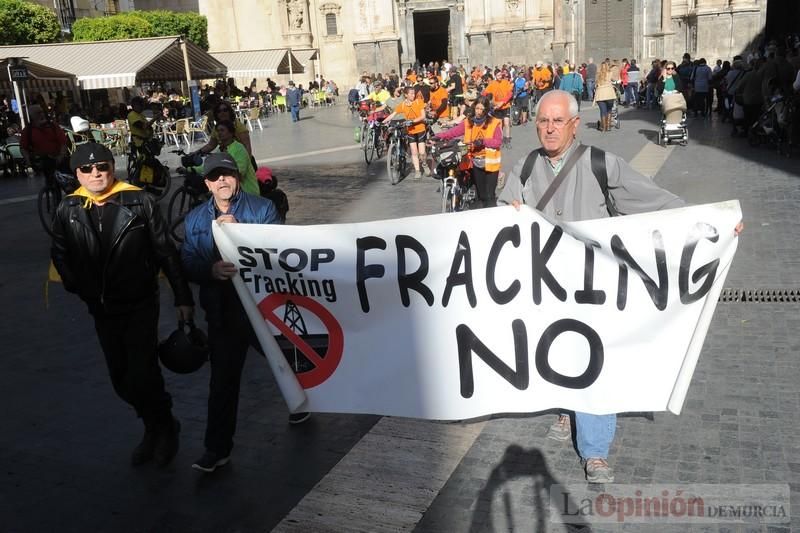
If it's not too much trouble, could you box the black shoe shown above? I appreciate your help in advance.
[288,412,311,425]
[191,450,230,473]
[154,417,180,467]
[131,430,157,466]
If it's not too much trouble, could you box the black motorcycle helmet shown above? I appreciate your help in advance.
[158,320,209,374]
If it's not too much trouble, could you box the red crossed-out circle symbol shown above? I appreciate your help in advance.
[257,292,344,389]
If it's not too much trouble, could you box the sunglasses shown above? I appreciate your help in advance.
[78,162,111,173]
[665,67,674,71]
[205,171,236,182]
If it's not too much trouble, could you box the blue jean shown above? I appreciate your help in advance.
[586,79,596,101]
[624,84,637,106]
[646,83,658,109]
[576,412,616,460]
[597,99,613,118]
[290,104,300,122]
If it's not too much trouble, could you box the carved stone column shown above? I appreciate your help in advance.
[553,0,563,42]
[551,0,565,63]
[399,3,412,69]
[451,1,468,65]
[405,7,417,67]
[661,0,672,32]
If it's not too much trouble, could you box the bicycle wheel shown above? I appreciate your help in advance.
[375,129,386,159]
[360,122,368,149]
[387,140,401,185]
[167,186,191,227]
[441,183,454,213]
[169,213,188,244]
[364,128,376,164]
[37,186,61,238]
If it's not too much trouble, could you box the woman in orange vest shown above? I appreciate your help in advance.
[431,96,502,208]
[384,85,429,179]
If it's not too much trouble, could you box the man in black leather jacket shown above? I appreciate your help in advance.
[51,143,194,468]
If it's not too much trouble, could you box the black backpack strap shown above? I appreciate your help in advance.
[590,146,620,217]
[519,149,540,187]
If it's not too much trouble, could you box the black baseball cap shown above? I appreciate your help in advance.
[70,142,114,170]
[203,152,239,178]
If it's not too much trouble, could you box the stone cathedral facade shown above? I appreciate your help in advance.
[175,0,768,83]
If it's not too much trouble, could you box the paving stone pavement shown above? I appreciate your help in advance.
[0,104,798,532]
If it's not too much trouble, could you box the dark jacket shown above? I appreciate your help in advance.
[51,188,194,315]
[181,191,280,326]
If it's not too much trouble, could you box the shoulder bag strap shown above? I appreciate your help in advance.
[590,146,620,216]
[535,144,589,211]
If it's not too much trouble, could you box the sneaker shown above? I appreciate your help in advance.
[413,171,422,180]
[131,430,157,466]
[154,417,180,467]
[546,415,572,442]
[191,450,230,473]
[289,412,311,425]
[584,457,615,483]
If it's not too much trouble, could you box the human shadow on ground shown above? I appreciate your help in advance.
[467,444,592,533]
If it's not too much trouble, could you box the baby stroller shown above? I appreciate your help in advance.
[659,92,688,146]
[748,93,790,155]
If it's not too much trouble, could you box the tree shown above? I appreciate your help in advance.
[0,0,61,45]
[72,13,153,42]
[71,10,209,50]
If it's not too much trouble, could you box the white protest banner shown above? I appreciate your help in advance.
[212,200,741,420]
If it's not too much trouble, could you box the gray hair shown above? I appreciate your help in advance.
[533,90,579,118]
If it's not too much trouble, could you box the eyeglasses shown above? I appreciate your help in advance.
[78,162,111,173]
[535,116,577,129]
[665,67,674,71]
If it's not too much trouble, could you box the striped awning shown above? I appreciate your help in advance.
[210,49,304,78]
[0,36,226,90]
[0,57,76,92]
[292,49,318,67]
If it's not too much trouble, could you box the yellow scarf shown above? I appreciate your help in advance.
[69,180,141,208]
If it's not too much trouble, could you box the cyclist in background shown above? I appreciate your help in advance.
[513,69,530,125]
[127,97,153,154]
[432,95,502,208]
[483,69,514,147]
[20,104,68,180]
[195,102,252,158]
[383,86,428,180]
[366,81,391,106]
[428,75,450,123]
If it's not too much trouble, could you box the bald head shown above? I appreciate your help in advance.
[534,90,579,118]
[533,90,580,159]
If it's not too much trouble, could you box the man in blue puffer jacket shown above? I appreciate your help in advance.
[181,153,306,474]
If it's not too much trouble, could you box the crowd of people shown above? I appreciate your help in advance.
[350,38,800,158]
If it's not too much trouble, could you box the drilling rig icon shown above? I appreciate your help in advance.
[275,299,329,374]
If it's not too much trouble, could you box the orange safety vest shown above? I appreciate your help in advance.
[465,117,501,172]
[429,87,450,119]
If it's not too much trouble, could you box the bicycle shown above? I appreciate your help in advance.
[127,138,171,201]
[428,139,476,213]
[36,158,78,237]
[385,119,412,185]
[167,150,209,243]
[364,111,388,165]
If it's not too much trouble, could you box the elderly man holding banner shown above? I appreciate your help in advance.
[497,89,743,483]
[181,152,308,474]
